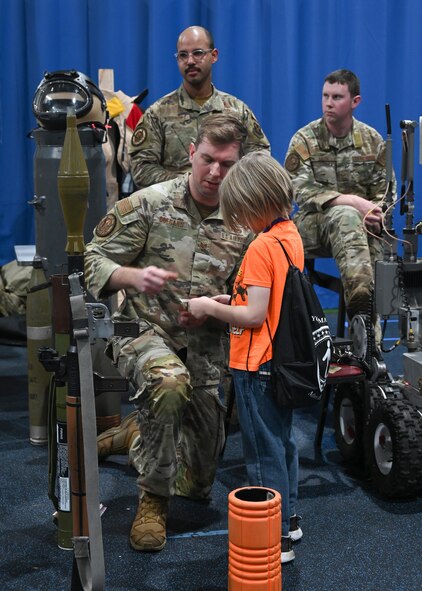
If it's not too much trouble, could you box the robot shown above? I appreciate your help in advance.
[332,109,422,498]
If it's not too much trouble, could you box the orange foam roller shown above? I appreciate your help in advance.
[228,486,281,590]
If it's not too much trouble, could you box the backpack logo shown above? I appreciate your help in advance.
[269,238,333,409]
[316,334,331,392]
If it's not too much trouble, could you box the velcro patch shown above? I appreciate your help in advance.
[116,199,135,216]
[285,152,301,172]
[157,215,187,228]
[131,125,147,146]
[294,143,310,161]
[353,130,363,148]
[96,214,117,237]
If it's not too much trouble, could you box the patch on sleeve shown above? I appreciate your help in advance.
[294,142,310,161]
[285,152,301,172]
[96,214,117,237]
[131,125,147,147]
[116,198,135,216]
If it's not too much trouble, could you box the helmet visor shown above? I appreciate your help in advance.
[33,80,92,119]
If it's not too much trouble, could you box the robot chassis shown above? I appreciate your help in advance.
[331,113,422,499]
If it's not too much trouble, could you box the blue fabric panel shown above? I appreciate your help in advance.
[1,0,422,310]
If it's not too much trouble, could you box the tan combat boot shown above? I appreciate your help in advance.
[97,410,139,461]
[130,492,169,551]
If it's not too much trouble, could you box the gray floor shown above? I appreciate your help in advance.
[1,318,422,591]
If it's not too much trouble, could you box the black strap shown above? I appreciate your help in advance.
[273,236,294,267]
[247,237,293,370]
[265,318,273,345]
[265,237,294,345]
[246,327,254,371]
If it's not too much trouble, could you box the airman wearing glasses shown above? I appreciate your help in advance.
[129,26,270,190]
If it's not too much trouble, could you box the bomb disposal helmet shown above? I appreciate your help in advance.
[33,70,107,130]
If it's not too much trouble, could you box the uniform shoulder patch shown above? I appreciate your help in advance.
[285,152,301,172]
[132,125,147,147]
[294,142,310,161]
[116,198,135,216]
[96,214,117,237]
[353,130,363,149]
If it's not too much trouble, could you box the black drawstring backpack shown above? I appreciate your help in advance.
[268,238,332,408]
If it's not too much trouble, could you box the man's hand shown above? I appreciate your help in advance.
[178,294,231,329]
[328,194,383,233]
[177,309,207,328]
[108,265,178,295]
[137,266,179,294]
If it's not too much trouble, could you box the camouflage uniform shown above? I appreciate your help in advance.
[284,117,389,315]
[0,260,32,317]
[129,84,270,189]
[85,174,252,499]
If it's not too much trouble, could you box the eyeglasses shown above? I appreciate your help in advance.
[174,49,214,62]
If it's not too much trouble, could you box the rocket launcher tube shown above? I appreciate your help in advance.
[27,256,53,445]
[56,112,105,589]
[68,273,105,591]
[50,274,73,550]
[57,108,90,255]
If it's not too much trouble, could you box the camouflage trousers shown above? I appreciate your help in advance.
[295,205,383,313]
[108,328,226,500]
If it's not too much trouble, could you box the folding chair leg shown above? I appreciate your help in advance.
[337,291,346,338]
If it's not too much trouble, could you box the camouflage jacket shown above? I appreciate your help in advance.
[129,84,270,189]
[284,117,391,213]
[84,174,253,385]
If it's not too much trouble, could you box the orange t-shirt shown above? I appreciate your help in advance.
[229,220,304,371]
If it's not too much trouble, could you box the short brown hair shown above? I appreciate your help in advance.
[194,113,248,155]
[219,151,294,231]
[324,69,360,97]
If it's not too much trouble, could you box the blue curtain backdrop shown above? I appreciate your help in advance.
[1,0,422,306]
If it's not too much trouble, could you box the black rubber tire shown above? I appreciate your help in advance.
[366,398,422,498]
[333,383,365,464]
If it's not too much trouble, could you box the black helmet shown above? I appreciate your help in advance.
[32,69,107,131]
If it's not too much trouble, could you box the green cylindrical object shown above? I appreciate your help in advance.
[54,334,73,550]
[26,256,53,445]
[31,126,106,276]
[50,274,73,550]
[57,110,90,255]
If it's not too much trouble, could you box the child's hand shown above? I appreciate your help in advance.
[177,308,206,328]
[187,296,211,320]
[211,294,231,305]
